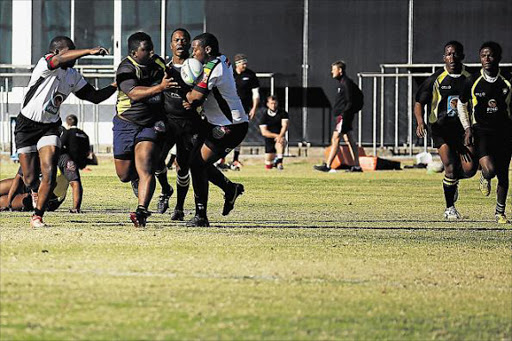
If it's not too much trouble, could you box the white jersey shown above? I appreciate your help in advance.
[194,55,247,126]
[20,55,87,124]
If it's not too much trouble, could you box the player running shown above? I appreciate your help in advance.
[185,33,248,227]
[414,41,477,220]
[14,36,116,227]
[457,41,512,224]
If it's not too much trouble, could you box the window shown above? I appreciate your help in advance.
[74,0,114,58]
[165,0,204,59]
[0,0,12,64]
[121,0,161,57]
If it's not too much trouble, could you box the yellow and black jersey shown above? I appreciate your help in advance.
[416,66,471,125]
[115,55,166,127]
[460,69,512,132]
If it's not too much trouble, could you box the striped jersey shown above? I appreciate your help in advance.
[194,55,247,126]
[415,66,471,125]
[21,55,87,124]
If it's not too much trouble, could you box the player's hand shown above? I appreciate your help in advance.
[111,82,117,88]
[416,122,426,138]
[90,46,109,56]
[464,128,473,147]
[160,73,178,91]
[249,108,256,120]
[182,100,192,110]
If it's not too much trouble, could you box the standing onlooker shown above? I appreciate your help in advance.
[314,60,364,173]
[228,53,260,170]
[259,95,289,170]
[113,32,174,227]
[414,41,476,220]
[457,41,512,224]
[14,36,116,227]
[185,33,248,227]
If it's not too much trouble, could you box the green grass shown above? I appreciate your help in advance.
[1,157,511,340]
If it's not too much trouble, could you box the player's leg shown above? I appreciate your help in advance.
[171,133,193,221]
[326,131,341,169]
[264,137,276,169]
[18,152,39,204]
[459,145,478,179]
[230,145,242,170]
[0,178,15,195]
[438,143,461,219]
[344,131,362,171]
[265,153,276,169]
[33,143,59,226]
[188,143,212,227]
[155,137,174,214]
[475,131,495,196]
[275,139,286,170]
[493,143,511,223]
[0,193,31,211]
[58,153,82,213]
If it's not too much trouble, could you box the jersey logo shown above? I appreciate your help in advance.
[475,92,486,97]
[503,88,509,95]
[441,85,451,90]
[44,92,65,115]
[487,99,498,113]
[447,95,459,117]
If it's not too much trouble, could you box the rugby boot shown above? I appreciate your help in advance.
[223,183,244,216]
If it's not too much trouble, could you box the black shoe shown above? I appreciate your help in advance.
[130,179,139,198]
[130,208,151,228]
[347,166,363,172]
[313,163,330,172]
[186,215,210,227]
[156,188,173,214]
[223,183,245,216]
[170,209,185,221]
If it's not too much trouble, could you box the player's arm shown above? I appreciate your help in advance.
[75,82,117,104]
[414,102,426,138]
[69,180,83,213]
[276,119,290,143]
[5,174,23,210]
[249,87,260,120]
[259,125,278,139]
[457,78,473,146]
[47,47,108,70]
[119,72,174,102]
[414,78,431,138]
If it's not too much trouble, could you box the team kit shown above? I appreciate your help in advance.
[6,30,512,228]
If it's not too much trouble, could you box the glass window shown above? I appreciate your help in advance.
[165,0,204,59]
[121,0,161,57]
[0,0,12,64]
[74,0,114,61]
[32,0,71,63]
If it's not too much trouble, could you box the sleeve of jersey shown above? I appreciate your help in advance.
[415,76,433,104]
[45,54,58,70]
[251,72,260,89]
[458,78,472,104]
[194,61,220,95]
[282,110,289,120]
[71,70,88,93]
[116,64,139,94]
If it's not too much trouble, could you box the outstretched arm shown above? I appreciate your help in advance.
[75,82,117,104]
[47,47,108,70]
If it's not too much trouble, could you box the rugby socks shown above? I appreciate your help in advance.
[495,202,506,216]
[175,170,190,211]
[166,153,176,169]
[190,160,209,218]
[155,168,172,195]
[265,160,273,169]
[443,176,459,208]
[276,154,284,166]
[207,165,232,193]
[233,150,240,163]
[34,208,44,218]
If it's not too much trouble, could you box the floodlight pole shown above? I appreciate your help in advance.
[301,0,309,143]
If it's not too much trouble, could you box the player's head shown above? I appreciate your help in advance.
[443,41,464,73]
[234,54,248,73]
[66,114,78,128]
[331,60,346,79]
[128,32,154,65]
[267,95,278,111]
[170,28,191,60]
[192,33,220,63]
[479,41,502,71]
[49,36,76,68]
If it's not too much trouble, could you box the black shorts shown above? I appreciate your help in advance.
[474,128,512,162]
[14,114,62,151]
[335,112,356,134]
[265,137,277,153]
[58,153,80,183]
[429,121,465,151]
[112,116,165,160]
[204,122,249,157]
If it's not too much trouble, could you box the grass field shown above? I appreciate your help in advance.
[1,156,511,340]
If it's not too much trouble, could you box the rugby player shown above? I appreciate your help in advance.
[457,41,512,224]
[113,32,174,227]
[185,33,248,227]
[15,36,116,227]
[259,95,289,170]
[414,41,477,220]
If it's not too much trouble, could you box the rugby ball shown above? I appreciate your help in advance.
[181,58,203,86]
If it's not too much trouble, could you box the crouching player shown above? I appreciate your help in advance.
[457,41,512,224]
[259,95,289,170]
[414,41,476,220]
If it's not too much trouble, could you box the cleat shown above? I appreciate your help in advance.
[230,160,242,171]
[31,191,38,209]
[328,168,337,173]
[347,166,363,173]
[479,174,491,196]
[223,183,244,216]
[313,163,330,172]
[129,209,151,228]
[495,213,509,224]
[30,215,46,228]
[131,179,139,198]
[170,209,185,221]
[276,163,284,170]
[444,206,462,220]
[186,215,210,227]
[156,189,173,214]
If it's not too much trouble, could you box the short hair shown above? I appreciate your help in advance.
[128,32,153,54]
[171,28,191,42]
[66,114,78,126]
[444,40,464,55]
[48,36,75,53]
[192,33,220,56]
[332,60,346,72]
[267,95,278,102]
[480,41,502,59]
[234,54,248,63]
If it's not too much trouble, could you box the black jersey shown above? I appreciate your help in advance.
[61,126,90,169]
[332,75,364,117]
[234,68,259,112]
[163,62,194,119]
[115,55,166,127]
[259,108,289,134]
[460,69,512,132]
[416,66,471,125]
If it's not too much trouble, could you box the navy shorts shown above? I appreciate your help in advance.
[113,116,162,160]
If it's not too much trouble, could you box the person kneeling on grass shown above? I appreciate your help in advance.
[258,95,289,170]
